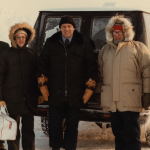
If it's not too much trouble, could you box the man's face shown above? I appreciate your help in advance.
[15,33,26,48]
[113,30,124,41]
[61,23,75,39]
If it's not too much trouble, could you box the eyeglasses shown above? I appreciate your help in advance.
[16,36,26,40]
[113,31,123,35]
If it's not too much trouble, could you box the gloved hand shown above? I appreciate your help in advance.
[86,78,96,90]
[82,88,93,104]
[40,85,49,101]
[38,96,45,104]
[0,101,7,107]
[38,76,48,85]
[142,93,150,110]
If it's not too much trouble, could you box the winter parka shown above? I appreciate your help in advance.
[98,15,150,113]
[38,30,97,107]
[0,23,38,115]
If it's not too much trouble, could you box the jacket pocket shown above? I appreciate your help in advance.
[101,85,110,107]
[123,83,142,107]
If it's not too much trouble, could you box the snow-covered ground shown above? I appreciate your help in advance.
[3,116,150,150]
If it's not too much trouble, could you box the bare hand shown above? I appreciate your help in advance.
[40,85,49,101]
[0,101,7,107]
[38,96,45,104]
[82,88,93,104]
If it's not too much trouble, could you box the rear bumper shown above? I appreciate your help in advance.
[36,105,111,122]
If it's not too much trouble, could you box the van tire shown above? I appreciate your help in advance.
[41,116,49,136]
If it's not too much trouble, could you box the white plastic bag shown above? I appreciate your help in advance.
[0,105,17,140]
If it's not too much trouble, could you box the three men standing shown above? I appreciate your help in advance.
[98,15,150,150]
[38,15,97,150]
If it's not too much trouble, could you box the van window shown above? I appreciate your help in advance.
[91,17,110,51]
[43,17,82,44]
[143,13,150,50]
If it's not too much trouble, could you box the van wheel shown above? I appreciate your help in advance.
[41,117,49,136]
[146,129,150,147]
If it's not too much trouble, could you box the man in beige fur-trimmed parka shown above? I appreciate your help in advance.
[98,15,150,150]
[0,22,38,150]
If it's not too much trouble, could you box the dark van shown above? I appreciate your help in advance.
[29,8,150,146]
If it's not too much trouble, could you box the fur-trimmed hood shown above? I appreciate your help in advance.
[9,22,35,48]
[106,15,135,43]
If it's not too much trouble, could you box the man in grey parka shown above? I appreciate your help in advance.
[98,15,150,150]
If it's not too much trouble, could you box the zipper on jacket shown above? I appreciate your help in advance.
[59,40,67,97]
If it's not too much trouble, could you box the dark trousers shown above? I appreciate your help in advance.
[111,111,141,150]
[7,114,35,150]
[49,102,80,150]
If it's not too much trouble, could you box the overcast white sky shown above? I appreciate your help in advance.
[0,0,150,43]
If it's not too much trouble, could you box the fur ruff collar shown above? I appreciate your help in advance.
[9,22,35,48]
[106,15,135,43]
[49,30,84,45]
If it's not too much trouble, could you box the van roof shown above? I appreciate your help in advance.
[40,7,150,13]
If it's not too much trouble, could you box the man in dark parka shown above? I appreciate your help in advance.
[37,15,97,150]
[0,23,38,150]
[0,41,9,150]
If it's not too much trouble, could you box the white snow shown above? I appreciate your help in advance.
[3,117,150,149]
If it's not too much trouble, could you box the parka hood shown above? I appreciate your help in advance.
[106,15,135,43]
[9,22,35,48]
